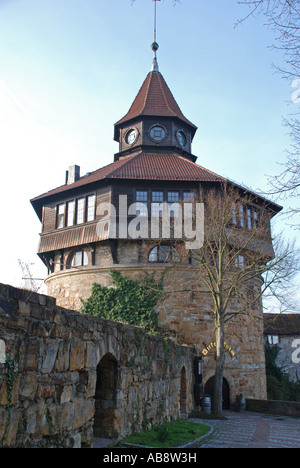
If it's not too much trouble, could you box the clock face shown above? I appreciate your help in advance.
[177,130,187,148]
[149,125,166,142]
[125,128,138,145]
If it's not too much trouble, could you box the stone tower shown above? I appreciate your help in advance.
[31,41,281,404]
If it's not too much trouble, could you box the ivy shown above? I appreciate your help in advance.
[0,356,18,448]
[82,271,164,335]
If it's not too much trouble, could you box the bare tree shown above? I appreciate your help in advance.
[18,259,42,293]
[161,183,298,415]
[238,0,300,226]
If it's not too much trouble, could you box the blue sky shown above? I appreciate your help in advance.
[0,0,298,302]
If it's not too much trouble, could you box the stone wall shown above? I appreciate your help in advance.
[246,398,300,418]
[0,283,195,448]
[46,260,268,403]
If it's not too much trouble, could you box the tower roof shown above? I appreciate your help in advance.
[114,70,197,141]
[31,151,282,221]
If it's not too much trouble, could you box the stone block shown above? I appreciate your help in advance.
[61,402,75,431]
[85,342,100,368]
[0,299,16,316]
[53,341,70,372]
[20,339,40,372]
[70,342,86,371]
[37,384,56,399]
[73,399,95,430]
[18,300,31,317]
[0,378,8,406]
[41,340,59,374]
[59,385,72,404]
[19,374,38,400]
[0,407,21,446]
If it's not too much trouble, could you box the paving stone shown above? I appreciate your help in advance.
[189,411,300,449]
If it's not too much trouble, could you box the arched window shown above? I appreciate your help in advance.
[70,250,89,267]
[148,245,180,263]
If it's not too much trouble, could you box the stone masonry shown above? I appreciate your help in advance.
[46,256,268,404]
[0,283,195,448]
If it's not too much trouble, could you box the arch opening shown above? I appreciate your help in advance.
[204,376,231,410]
[94,353,120,438]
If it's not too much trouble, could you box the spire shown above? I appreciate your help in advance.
[114,71,198,141]
[151,0,159,72]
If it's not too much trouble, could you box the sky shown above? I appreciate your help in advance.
[0,0,298,306]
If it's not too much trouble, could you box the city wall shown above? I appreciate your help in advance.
[0,283,195,448]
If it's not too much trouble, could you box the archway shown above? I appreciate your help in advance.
[204,376,231,410]
[94,353,119,438]
[180,366,187,419]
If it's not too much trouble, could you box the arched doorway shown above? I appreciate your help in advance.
[180,366,187,419]
[94,353,119,438]
[204,376,230,410]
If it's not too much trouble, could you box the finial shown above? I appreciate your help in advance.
[151,41,159,72]
[151,0,159,71]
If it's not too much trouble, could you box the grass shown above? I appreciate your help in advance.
[122,419,211,448]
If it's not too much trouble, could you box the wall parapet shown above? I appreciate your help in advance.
[246,399,300,418]
[0,283,195,448]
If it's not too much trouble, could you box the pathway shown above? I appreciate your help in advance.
[190,411,300,448]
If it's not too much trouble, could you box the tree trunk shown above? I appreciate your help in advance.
[213,316,225,416]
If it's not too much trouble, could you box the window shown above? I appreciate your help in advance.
[167,191,179,203]
[135,189,198,219]
[87,195,96,222]
[71,250,89,267]
[149,125,166,142]
[67,200,75,227]
[232,203,237,225]
[253,209,258,230]
[239,206,244,228]
[76,198,85,224]
[232,203,260,231]
[268,335,279,345]
[56,193,96,229]
[168,191,179,217]
[247,207,252,230]
[56,203,65,229]
[183,191,195,203]
[136,191,148,216]
[235,255,245,269]
[148,245,180,263]
[151,191,164,217]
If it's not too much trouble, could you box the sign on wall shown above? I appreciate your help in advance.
[201,342,236,358]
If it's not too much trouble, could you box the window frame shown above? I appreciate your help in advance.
[56,203,66,229]
[70,249,89,268]
[148,244,180,263]
[135,189,196,219]
[135,190,149,217]
[231,203,260,231]
[55,193,96,230]
[268,335,279,345]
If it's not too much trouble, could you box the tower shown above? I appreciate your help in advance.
[31,30,281,404]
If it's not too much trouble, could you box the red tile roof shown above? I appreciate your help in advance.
[108,152,224,182]
[264,313,300,336]
[31,152,224,203]
[114,71,197,137]
[31,151,282,224]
